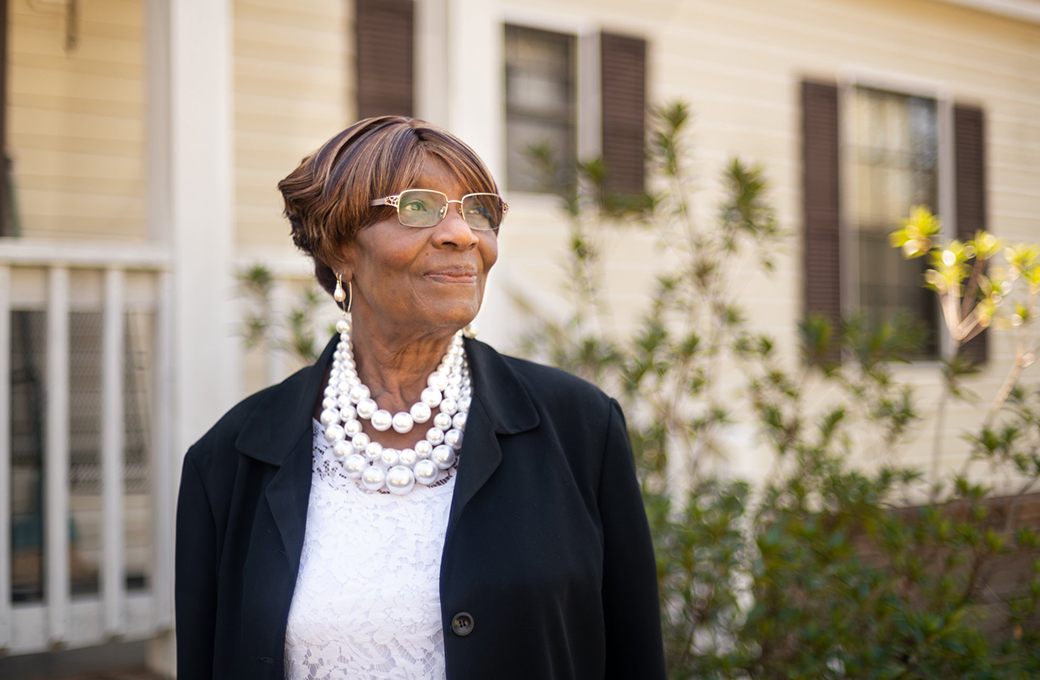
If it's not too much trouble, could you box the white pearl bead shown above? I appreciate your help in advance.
[428,372,448,391]
[337,393,353,409]
[361,465,386,491]
[322,396,338,410]
[339,405,357,422]
[421,387,442,408]
[432,445,456,470]
[445,428,463,451]
[334,440,355,458]
[356,398,377,420]
[426,427,445,446]
[386,466,416,495]
[351,432,370,449]
[324,424,345,443]
[414,459,438,485]
[415,440,433,458]
[348,384,369,404]
[336,380,351,393]
[320,408,340,426]
[460,386,472,397]
[433,412,453,431]
[336,318,351,333]
[410,402,432,424]
[343,454,366,479]
[444,384,461,400]
[452,412,467,431]
[391,412,414,433]
[371,409,392,431]
[458,395,472,412]
[399,448,418,467]
[447,373,462,386]
[381,448,400,468]
[364,441,384,461]
[344,419,363,436]
[440,398,458,415]
[324,385,338,398]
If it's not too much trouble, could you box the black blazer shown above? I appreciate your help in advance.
[175,335,666,679]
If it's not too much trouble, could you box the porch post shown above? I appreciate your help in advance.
[146,0,238,672]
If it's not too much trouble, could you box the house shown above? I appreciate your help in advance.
[0,0,1038,675]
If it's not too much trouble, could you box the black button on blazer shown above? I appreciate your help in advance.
[175,335,667,679]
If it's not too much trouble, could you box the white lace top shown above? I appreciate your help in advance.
[284,420,456,679]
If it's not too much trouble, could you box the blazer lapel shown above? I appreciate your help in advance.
[236,334,338,574]
[447,339,540,537]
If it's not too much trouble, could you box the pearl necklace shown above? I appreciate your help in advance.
[320,318,471,495]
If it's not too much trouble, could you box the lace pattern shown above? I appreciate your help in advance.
[284,420,456,679]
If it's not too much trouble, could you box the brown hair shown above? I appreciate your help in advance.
[278,116,499,296]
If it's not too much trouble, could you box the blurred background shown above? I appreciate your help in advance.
[0,0,1038,676]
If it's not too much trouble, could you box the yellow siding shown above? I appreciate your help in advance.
[233,0,354,250]
[7,0,145,241]
[499,0,1040,481]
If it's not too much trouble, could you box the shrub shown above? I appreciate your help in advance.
[515,102,1040,678]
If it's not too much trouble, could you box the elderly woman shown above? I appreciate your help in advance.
[174,116,666,679]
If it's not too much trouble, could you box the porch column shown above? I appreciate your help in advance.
[146,0,238,673]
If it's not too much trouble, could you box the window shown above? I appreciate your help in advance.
[503,24,647,196]
[801,80,988,364]
[849,86,940,357]
[503,24,577,193]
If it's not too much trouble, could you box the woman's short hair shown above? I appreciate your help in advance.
[278,116,499,296]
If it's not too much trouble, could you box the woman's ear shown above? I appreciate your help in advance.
[330,241,357,283]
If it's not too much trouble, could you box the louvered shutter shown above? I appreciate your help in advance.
[600,32,646,196]
[954,104,988,365]
[801,80,842,352]
[355,0,414,119]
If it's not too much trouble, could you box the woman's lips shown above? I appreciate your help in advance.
[425,267,477,283]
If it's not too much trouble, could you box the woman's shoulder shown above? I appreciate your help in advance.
[499,353,612,403]
[184,361,317,474]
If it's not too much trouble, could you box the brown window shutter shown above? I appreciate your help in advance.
[801,80,842,350]
[355,0,414,119]
[954,104,988,365]
[600,32,646,196]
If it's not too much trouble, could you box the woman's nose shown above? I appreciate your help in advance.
[434,204,478,248]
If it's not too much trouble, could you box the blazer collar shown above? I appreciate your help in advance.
[234,333,339,466]
[462,337,540,435]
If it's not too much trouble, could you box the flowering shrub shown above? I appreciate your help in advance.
[517,102,1040,678]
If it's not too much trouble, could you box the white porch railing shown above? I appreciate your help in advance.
[0,238,173,656]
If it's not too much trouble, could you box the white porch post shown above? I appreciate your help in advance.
[146,0,238,673]
[441,0,511,348]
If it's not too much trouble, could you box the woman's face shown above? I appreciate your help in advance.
[339,157,499,341]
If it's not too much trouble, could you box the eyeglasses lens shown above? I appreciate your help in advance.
[461,194,503,231]
[396,190,446,227]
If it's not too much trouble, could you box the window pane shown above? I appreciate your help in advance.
[504,24,576,193]
[850,86,939,357]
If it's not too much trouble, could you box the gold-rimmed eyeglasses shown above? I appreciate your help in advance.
[371,189,508,232]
